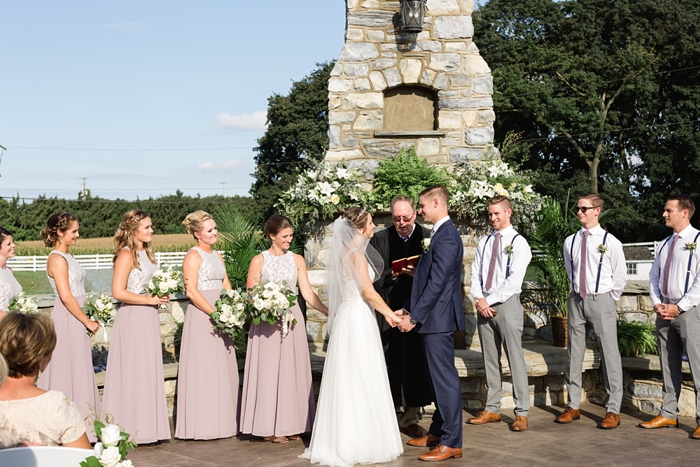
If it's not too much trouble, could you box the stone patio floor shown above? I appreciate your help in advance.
[129,403,700,466]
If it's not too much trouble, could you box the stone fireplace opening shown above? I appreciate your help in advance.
[383,85,438,132]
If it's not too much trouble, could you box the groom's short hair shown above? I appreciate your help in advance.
[419,186,449,206]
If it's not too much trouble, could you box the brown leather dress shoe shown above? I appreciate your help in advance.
[401,423,426,438]
[511,415,528,432]
[555,407,581,424]
[692,426,700,439]
[638,415,678,429]
[466,410,502,425]
[599,412,620,429]
[418,444,463,461]
[407,434,441,447]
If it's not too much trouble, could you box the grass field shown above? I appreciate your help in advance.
[15,233,196,256]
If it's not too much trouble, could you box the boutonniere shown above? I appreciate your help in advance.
[422,238,431,252]
[686,242,697,253]
[597,244,608,255]
[504,244,514,259]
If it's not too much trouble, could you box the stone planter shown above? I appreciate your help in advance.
[551,315,568,348]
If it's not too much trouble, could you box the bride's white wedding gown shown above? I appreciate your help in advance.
[301,266,403,466]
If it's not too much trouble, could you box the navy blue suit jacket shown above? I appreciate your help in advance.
[405,219,464,334]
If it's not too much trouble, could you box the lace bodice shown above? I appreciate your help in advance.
[193,247,225,290]
[126,249,158,294]
[0,266,22,310]
[47,251,86,297]
[0,391,85,448]
[260,251,298,290]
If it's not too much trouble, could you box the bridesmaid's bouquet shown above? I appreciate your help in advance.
[247,280,297,336]
[8,292,39,314]
[143,265,185,309]
[80,414,136,467]
[83,292,117,337]
[210,288,248,340]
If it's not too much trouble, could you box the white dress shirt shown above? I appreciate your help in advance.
[563,225,627,300]
[649,225,700,310]
[471,225,532,306]
[430,215,451,237]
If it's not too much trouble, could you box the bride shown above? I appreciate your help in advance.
[301,207,404,467]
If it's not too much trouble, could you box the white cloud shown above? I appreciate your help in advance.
[105,22,147,31]
[198,159,244,171]
[217,111,267,130]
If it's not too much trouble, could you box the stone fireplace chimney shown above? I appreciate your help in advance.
[325,0,495,171]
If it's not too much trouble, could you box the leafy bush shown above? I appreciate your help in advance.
[617,318,657,357]
[370,147,452,209]
[527,196,579,317]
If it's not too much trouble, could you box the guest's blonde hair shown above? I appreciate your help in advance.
[112,210,156,269]
[182,211,214,239]
[0,312,56,378]
[0,352,8,386]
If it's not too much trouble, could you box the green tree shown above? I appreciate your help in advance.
[250,61,335,221]
[474,0,700,241]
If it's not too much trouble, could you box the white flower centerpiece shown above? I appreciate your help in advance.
[8,292,38,314]
[451,159,544,230]
[80,416,136,467]
[211,288,248,340]
[142,265,184,309]
[276,161,370,225]
[247,280,298,337]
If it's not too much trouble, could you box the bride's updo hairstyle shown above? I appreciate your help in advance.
[40,212,77,248]
[264,215,293,237]
[342,206,370,231]
[182,210,213,239]
[113,209,156,269]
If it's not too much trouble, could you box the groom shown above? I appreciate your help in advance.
[397,186,464,461]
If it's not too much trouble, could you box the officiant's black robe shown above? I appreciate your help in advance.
[370,224,433,408]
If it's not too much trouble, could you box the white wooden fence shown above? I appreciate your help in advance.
[7,252,188,272]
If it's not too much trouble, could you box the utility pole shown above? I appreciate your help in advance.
[220,182,227,196]
[79,177,88,199]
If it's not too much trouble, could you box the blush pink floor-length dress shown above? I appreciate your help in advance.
[101,249,170,444]
[175,247,239,440]
[239,250,315,437]
[37,250,102,443]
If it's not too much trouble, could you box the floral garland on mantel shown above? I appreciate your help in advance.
[276,159,545,231]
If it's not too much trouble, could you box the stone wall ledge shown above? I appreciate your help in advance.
[373,131,446,137]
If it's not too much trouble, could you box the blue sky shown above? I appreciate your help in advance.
[0,1,346,200]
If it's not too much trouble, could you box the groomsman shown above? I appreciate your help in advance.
[370,195,432,438]
[468,196,532,432]
[557,193,627,429]
[640,195,700,439]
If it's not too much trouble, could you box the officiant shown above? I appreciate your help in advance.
[370,194,433,438]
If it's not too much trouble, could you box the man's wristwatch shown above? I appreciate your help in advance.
[409,316,417,325]
[677,305,686,315]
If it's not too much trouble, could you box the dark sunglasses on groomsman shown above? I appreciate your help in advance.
[575,206,600,213]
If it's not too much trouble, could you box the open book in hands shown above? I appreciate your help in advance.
[391,255,422,274]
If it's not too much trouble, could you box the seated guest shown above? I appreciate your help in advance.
[0,312,91,449]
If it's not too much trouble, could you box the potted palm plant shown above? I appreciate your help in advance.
[528,197,579,347]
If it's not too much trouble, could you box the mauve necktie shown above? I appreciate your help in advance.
[485,232,501,291]
[662,234,680,297]
[579,231,591,298]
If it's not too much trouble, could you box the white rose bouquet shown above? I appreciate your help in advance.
[83,292,117,336]
[247,280,298,336]
[143,265,184,309]
[8,292,38,314]
[80,416,136,467]
[211,288,248,340]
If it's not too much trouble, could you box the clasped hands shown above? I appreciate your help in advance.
[476,297,497,318]
[384,308,415,332]
[655,303,680,321]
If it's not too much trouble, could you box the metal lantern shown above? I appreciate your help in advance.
[401,0,425,33]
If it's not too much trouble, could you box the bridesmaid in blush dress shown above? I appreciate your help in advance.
[0,227,22,321]
[239,215,328,444]
[102,210,171,444]
[175,210,239,440]
[36,212,102,442]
